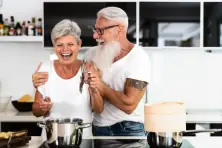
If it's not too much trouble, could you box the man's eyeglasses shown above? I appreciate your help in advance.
[92,25,119,35]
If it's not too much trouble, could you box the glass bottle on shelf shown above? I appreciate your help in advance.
[0,24,4,36]
[21,21,27,36]
[31,17,36,36]
[9,16,16,36]
[37,18,42,36]
[27,21,34,36]
[0,14,3,36]
[15,22,22,36]
[4,18,9,36]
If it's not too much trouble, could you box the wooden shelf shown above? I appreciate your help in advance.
[0,36,43,42]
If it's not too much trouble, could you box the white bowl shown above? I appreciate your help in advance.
[0,96,12,112]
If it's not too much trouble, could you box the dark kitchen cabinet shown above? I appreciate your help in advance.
[210,124,222,136]
[1,122,42,136]
[140,2,200,47]
[43,2,136,47]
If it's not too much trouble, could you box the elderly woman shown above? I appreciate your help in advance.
[32,19,104,137]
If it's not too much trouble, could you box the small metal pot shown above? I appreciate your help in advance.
[38,118,91,146]
[147,129,222,148]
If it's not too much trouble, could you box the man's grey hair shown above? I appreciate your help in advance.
[51,19,81,45]
[97,7,128,30]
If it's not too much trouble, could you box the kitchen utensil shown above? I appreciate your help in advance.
[7,130,27,146]
[11,100,33,112]
[79,59,86,93]
[37,118,91,146]
[147,129,222,148]
[0,136,31,148]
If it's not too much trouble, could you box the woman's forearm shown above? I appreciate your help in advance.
[89,88,104,114]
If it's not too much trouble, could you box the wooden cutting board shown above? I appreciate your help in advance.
[0,136,31,148]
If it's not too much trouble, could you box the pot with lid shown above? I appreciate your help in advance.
[144,102,222,148]
[38,118,91,146]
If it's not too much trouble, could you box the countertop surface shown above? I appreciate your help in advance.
[0,103,43,122]
[16,136,222,148]
[1,103,222,123]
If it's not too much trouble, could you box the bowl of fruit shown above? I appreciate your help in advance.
[11,94,34,112]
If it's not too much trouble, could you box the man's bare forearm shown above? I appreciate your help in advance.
[98,79,147,114]
[90,88,104,113]
[99,82,135,114]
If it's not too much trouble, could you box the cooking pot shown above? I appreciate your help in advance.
[147,129,222,148]
[37,118,91,146]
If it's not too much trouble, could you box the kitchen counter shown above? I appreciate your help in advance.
[16,136,222,148]
[1,103,222,123]
[18,136,43,148]
[186,114,222,123]
[0,103,43,122]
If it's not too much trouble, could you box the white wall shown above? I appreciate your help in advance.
[0,0,45,98]
[146,49,222,109]
[0,0,43,21]
[0,43,51,97]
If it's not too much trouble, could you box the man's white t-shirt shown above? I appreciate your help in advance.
[37,60,92,137]
[85,44,151,127]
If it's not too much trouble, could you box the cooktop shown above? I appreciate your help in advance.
[38,139,195,148]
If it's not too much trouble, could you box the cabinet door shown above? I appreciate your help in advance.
[1,122,42,136]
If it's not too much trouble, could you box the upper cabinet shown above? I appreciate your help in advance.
[43,2,136,48]
[204,2,222,47]
[43,1,201,48]
[140,2,201,47]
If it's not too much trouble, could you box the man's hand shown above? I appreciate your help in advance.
[84,62,103,92]
[32,62,48,88]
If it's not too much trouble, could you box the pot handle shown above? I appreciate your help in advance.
[78,123,92,129]
[180,129,222,136]
[37,122,46,128]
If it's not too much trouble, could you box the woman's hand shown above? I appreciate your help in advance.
[33,96,52,116]
[32,62,48,88]
[40,97,52,112]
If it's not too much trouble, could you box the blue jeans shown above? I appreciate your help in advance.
[92,121,147,136]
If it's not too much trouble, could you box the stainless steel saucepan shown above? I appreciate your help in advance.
[37,118,91,146]
[147,129,222,148]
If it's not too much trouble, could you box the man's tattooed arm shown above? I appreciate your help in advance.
[126,78,148,91]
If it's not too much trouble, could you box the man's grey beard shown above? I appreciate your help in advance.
[92,41,121,74]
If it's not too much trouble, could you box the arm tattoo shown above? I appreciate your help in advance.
[127,78,148,91]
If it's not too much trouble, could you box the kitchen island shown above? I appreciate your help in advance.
[1,103,222,123]
[1,103,222,147]
[16,136,222,148]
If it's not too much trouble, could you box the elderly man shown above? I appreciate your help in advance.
[32,6,151,136]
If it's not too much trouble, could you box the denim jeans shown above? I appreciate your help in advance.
[92,121,147,136]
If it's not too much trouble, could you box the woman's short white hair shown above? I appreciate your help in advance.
[97,7,128,30]
[51,19,81,45]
